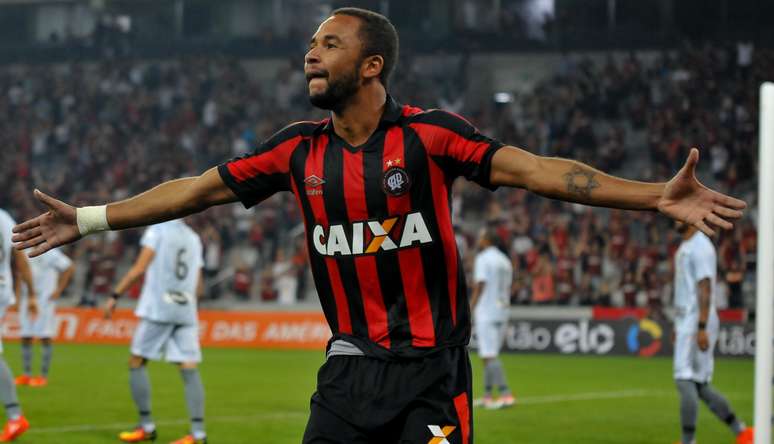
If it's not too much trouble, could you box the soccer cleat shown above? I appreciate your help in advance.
[498,394,516,407]
[473,395,503,410]
[473,395,492,407]
[119,427,157,442]
[169,435,207,444]
[13,376,29,386]
[736,427,754,444]
[0,416,29,442]
[28,376,47,387]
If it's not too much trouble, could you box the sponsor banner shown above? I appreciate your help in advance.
[1,308,331,350]
[592,307,747,323]
[471,319,755,358]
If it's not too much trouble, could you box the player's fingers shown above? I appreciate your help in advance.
[694,220,715,237]
[683,148,699,176]
[11,227,41,244]
[34,189,62,210]
[14,234,47,251]
[715,193,747,210]
[705,213,733,231]
[712,205,743,220]
[11,217,40,234]
[27,241,53,258]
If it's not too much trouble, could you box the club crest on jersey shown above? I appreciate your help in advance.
[312,211,432,257]
[304,174,325,196]
[383,166,410,196]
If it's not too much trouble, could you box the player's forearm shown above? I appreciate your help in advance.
[52,266,75,299]
[196,271,204,300]
[469,282,484,310]
[113,267,145,295]
[529,158,664,209]
[493,150,664,210]
[11,249,35,295]
[106,167,236,230]
[697,278,711,324]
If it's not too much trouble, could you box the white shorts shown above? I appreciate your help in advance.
[673,328,717,383]
[19,300,56,338]
[131,319,202,363]
[475,320,508,359]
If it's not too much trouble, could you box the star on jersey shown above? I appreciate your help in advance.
[385,158,402,168]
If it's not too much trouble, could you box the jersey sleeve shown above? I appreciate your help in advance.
[217,123,306,208]
[691,238,716,282]
[473,254,488,284]
[140,226,162,253]
[50,250,73,272]
[408,110,505,189]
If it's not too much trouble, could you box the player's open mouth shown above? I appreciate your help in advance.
[306,72,328,83]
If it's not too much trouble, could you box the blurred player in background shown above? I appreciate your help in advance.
[470,226,515,409]
[105,219,205,444]
[12,7,747,444]
[15,248,74,387]
[672,222,753,444]
[0,208,35,441]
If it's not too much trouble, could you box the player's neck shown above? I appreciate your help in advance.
[330,84,386,147]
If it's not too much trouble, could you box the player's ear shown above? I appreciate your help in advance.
[361,55,384,82]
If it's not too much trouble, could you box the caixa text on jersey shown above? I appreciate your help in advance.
[312,211,433,257]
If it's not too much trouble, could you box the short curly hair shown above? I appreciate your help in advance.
[332,7,399,88]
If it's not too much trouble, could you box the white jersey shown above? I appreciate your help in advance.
[135,220,203,325]
[22,249,72,304]
[673,232,719,334]
[473,246,513,323]
[0,209,16,307]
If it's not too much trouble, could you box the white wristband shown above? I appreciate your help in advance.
[76,205,110,236]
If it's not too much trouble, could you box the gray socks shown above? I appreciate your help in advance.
[676,379,698,444]
[21,339,32,376]
[484,359,510,396]
[21,338,53,377]
[181,368,206,439]
[0,358,21,420]
[676,379,745,443]
[41,340,52,377]
[696,382,746,435]
[129,366,154,431]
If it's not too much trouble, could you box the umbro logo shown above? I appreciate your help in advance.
[427,425,456,444]
[304,175,325,187]
[305,175,325,196]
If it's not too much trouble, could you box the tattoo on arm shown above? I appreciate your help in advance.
[563,165,600,199]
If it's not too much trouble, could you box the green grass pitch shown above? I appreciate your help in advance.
[2,343,753,443]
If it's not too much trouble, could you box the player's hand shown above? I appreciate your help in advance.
[103,296,117,319]
[11,189,81,258]
[27,295,38,317]
[697,329,709,351]
[657,148,746,236]
[671,329,675,345]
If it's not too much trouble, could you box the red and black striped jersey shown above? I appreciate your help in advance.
[218,96,505,358]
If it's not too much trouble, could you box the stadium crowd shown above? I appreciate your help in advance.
[0,41,765,309]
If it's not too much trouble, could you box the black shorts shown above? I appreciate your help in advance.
[302,346,473,444]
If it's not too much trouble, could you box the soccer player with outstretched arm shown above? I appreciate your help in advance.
[13,8,745,444]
